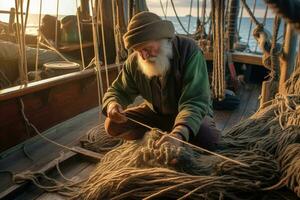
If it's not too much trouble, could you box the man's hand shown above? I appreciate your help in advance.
[107,102,127,123]
[155,125,189,148]
[155,132,184,149]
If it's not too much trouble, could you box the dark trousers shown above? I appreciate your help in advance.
[105,104,221,150]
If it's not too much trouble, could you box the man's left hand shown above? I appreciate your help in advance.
[155,131,184,149]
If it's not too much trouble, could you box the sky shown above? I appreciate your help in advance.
[0,0,272,22]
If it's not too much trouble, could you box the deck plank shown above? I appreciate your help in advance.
[13,156,95,200]
[241,85,261,121]
[36,163,96,200]
[0,107,101,192]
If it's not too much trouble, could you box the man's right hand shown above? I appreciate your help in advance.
[107,102,127,123]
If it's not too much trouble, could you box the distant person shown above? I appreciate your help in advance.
[102,11,220,150]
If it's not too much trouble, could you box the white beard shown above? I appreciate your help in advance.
[137,39,173,79]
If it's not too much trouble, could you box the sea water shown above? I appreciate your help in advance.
[1,14,284,53]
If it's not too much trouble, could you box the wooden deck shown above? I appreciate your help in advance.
[0,84,261,199]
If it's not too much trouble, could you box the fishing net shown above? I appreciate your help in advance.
[13,66,300,200]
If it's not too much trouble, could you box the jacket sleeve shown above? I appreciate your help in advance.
[102,62,139,115]
[173,51,211,141]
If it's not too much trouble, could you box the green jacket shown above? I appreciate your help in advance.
[102,36,212,141]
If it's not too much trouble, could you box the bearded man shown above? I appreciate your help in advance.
[102,11,220,150]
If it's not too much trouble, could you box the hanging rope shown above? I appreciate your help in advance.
[159,0,167,19]
[240,0,262,27]
[34,0,42,81]
[212,0,225,100]
[187,0,193,33]
[170,0,190,35]
[246,0,257,48]
[270,15,281,81]
[75,0,85,70]
[97,1,110,89]
[90,0,104,125]
[254,5,269,52]
[55,0,59,48]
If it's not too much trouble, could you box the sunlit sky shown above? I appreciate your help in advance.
[0,0,271,20]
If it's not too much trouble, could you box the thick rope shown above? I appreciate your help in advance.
[212,0,225,100]
[90,1,104,114]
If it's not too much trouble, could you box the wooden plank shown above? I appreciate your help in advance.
[214,110,233,131]
[0,63,122,101]
[36,164,96,200]
[0,108,100,192]
[12,156,94,200]
[241,85,261,121]
[223,84,254,131]
[0,151,77,199]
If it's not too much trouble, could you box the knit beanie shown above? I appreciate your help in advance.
[123,11,175,49]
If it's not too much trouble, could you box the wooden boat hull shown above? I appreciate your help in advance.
[0,66,120,153]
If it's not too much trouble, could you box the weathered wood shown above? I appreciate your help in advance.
[0,151,76,199]
[224,85,254,131]
[36,164,96,200]
[0,65,121,152]
[0,107,100,193]
[279,24,298,94]
[71,146,102,162]
[0,64,122,101]
[204,51,263,66]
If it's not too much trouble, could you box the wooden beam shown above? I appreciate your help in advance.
[0,63,122,101]
[204,51,263,66]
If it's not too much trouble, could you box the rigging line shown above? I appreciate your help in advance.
[18,98,101,161]
[111,0,120,71]
[255,5,269,52]
[75,0,85,70]
[201,0,206,26]
[55,0,59,48]
[39,33,70,62]
[170,0,190,35]
[165,0,169,17]
[196,0,200,27]
[237,5,244,36]
[19,0,28,84]
[240,0,261,27]
[246,0,257,49]
[90,0,104,122]
[24,0,30,28]
[15,0,26,84]
[187,0,193,33]
[34,0,42,81]
[126,116,249,167]
[97,0,110,89]
[18,98,74,152]
[159,0,167,19]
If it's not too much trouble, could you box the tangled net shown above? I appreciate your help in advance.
[13,68,300,199]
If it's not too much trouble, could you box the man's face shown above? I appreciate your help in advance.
[134,39,173,78]
[133,40,161,61]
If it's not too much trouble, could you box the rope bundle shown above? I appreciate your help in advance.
[73,131,282,200]
[80,124,123,153]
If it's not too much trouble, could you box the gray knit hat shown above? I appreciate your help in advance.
[123,11,175,49]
